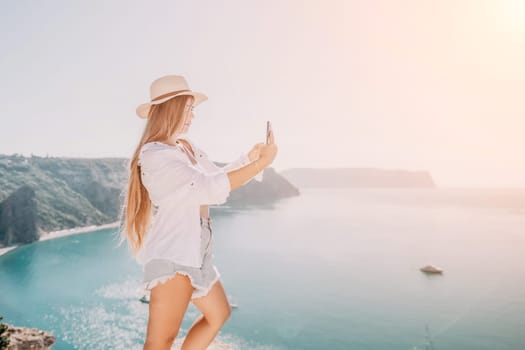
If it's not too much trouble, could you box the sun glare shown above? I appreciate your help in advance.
[497,0,525,34]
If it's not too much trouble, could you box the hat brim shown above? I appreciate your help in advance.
[136,91,208,119]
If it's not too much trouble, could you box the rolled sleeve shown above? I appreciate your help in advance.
[140,148,232,205]
[187,166,232,205]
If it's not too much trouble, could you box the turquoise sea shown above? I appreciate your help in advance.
[1,187,525,349]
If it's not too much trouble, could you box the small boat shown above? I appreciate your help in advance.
[230,303,238,309]
[420,264,443,274]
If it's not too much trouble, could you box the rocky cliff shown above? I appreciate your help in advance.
[222,167,300,206]
[0,186,40,246]
[3,325,55,350]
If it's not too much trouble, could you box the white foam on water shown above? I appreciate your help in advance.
[44,278,285,349]
[94,277,144,300]
[211,333,286,350]
[46,303,144,350]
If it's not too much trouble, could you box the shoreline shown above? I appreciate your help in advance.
[0,221,121,257]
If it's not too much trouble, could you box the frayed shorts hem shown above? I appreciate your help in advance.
[142,265,221,299]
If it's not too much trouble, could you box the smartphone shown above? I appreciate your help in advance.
[266,121,272,144]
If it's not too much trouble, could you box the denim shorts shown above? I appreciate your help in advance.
[142,216,221,299]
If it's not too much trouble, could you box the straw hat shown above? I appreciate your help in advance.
[136,75,208,118]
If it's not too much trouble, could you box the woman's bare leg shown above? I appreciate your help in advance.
[143,273,194,350]
[180,279,232,349]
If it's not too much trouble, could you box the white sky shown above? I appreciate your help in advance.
[1,0,525,187]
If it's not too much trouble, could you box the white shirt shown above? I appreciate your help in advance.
[135,136,251,268]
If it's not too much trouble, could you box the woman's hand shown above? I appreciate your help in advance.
[257,129,277,167]
[248,143,265,162]
[227,130,277,191]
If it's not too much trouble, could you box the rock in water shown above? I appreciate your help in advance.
[3,323,56,350]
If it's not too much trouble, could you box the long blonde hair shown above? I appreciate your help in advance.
[117,94,195,257]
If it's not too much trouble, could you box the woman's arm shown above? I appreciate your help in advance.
[225,158,269,191]
[139,148,233,206]
[226,131,277,189]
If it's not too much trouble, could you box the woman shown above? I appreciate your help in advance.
[120,75,277,350]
